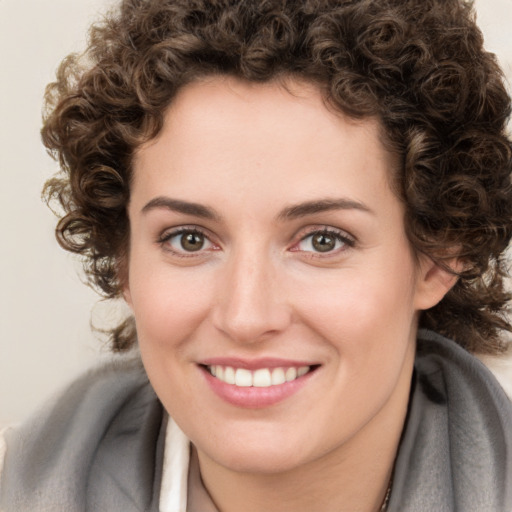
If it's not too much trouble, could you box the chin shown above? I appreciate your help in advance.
[194,425,324,475]
[212,448,309,475]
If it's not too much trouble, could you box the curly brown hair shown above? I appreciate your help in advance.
[42,0,512,354]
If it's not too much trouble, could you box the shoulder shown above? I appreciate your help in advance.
[0,356,164,512]
[415,329,512,410]
[5,356,154,455]
[476,351,512,399]
[0,426,7,483]
[389,330,512,512]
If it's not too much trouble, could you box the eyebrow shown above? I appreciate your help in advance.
[277,198,373,221]
[141,196,373,221]
[141,197,220,220]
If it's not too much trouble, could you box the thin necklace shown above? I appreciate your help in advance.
[379,477,393,512]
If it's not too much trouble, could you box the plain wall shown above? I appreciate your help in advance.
[1,0,511,426]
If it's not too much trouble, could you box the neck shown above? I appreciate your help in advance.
[196,365,412,512]
[199,449,394,512]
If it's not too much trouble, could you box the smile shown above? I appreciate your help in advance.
[207,365,311,387]
[201,361,319,408]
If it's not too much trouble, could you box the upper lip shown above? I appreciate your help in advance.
[199,357,319,370]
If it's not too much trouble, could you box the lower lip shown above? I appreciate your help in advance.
[200,366,316,409]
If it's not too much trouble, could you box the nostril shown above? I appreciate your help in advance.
[211,303,292,344]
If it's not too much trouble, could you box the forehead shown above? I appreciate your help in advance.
[158,76,383,148]
[131,76,398,216]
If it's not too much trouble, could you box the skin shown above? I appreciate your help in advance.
[125,76,455,512]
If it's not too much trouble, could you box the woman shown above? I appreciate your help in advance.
[1,0,511,511]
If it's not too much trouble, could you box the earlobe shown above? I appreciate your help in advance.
[414,256,460,311]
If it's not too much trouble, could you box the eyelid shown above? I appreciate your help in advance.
[156,224,355,258]
[289,225,356,254]
[158,225,220,256]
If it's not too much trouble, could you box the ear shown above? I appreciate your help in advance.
[122,285,133,309]
[116,254,133,308]
[121,275,134,310]
[413,255,461,311]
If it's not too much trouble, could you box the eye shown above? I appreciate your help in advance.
[160,228,216,255]
[293,228,354,254]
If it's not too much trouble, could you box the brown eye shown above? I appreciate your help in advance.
[162,229,214,254]
[180,232,205,252]
[294,229,354,255]
[312,233,336,252]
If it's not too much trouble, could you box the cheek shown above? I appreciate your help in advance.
[127,255,213,351]
[293,264,418,419]
[294,259,418,357]
[128,262,215,413]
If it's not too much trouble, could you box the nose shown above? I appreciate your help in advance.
[212,248,292,344]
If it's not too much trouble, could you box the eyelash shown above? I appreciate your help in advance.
[158,227,217,258]
[291,227,356,256]
[157,226,356,258]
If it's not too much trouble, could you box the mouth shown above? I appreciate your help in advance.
[199,361,320,408]
[204,364,315,387]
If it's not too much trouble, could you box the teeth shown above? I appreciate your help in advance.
[208,365,311,387]
[297,366,309,377]
[224,366,235,385]
[271,367,286,385]
[235,368,252,387]
[253,369,271,387]
[285,367,297,382]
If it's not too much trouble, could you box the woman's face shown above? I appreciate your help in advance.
[126,77,448,474]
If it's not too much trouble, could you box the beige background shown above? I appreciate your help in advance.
[1,0,511,425]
